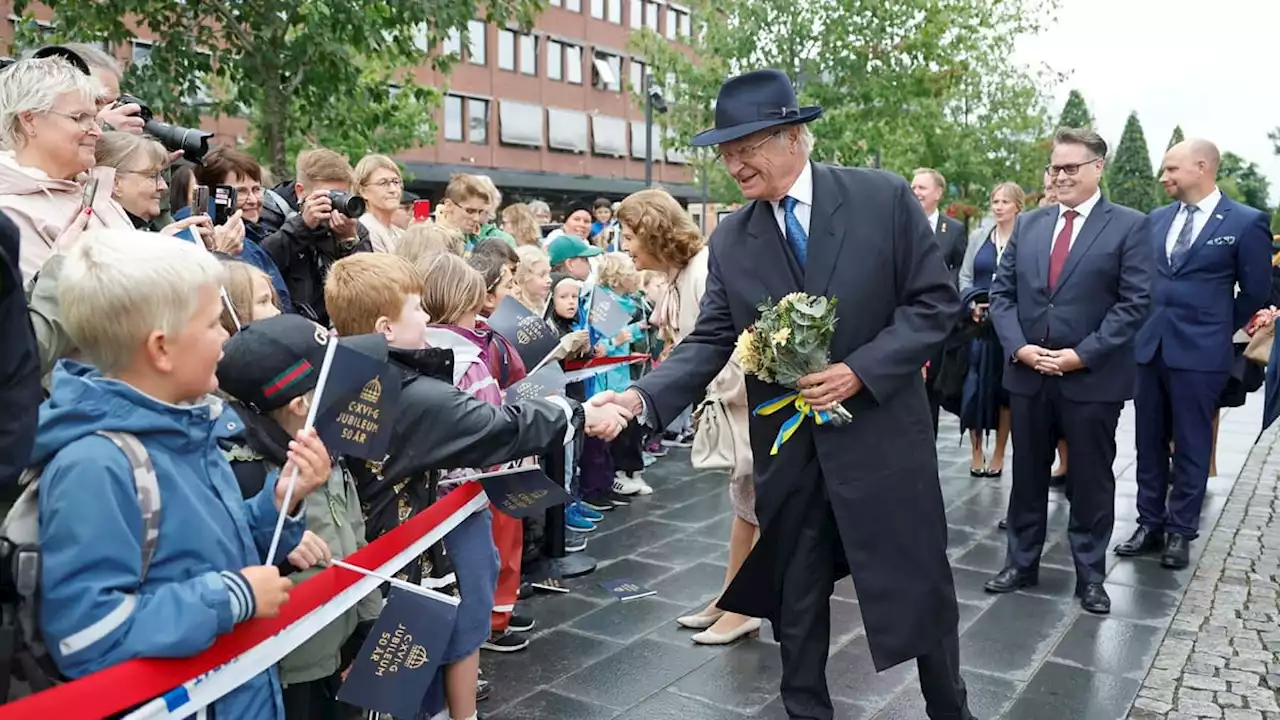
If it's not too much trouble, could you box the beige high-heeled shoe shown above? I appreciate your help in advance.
[676,609,724,629]
[691,617,762,645]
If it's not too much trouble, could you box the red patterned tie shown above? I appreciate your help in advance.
[1048,209,1078,291]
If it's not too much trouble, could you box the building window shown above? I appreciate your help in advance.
[444,95,464,141]
[629,0,642,28]
[131,39,153,67]
[665,8,679,38]
[607,0,623,23]
[549,0,561,5]
[629,59,646,94]
[547,40,563,81]
[442,28,462,56]
[592,51,621,92]
[565,0,581,11]
[645,1,660,30]
[565,44,583,84]
[590,0,604,19]
[468,98,489,145]
[518,33,537,75]
[497,29,516,71]
[466,20,486,65]
[679,9,691,36]
[499,100,544,148]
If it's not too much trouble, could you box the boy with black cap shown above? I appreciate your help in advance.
[217,313,384,720]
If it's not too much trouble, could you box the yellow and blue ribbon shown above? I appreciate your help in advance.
[752,391,834,455]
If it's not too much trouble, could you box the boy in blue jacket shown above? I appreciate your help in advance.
[32,228,332,719]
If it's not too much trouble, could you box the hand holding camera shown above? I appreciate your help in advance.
[98,100,146,135]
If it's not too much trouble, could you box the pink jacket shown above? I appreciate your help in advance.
[0,152,134,285]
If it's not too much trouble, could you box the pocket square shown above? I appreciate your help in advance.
[1207,235,1236,246]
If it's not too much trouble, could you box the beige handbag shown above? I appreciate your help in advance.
[1245,324,1274,366]
[691,395,734,470]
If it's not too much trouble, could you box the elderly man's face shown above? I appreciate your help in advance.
[718,127,805,201]
[911,174,944,215]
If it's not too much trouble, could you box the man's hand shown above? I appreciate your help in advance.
[301,190,334,229]
[287,530,333,571]
[1038,348,1084,375]
[583,400,633,441]
[275,428,332,512]
[971,302,989,323]
[591,389,645,417]
[797,363,862,411]
[329,210,358,240]
[241,565,293,618]
[1014,344,1050,369]
[98,101,145,134]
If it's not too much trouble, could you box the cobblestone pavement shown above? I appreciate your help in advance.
[1129,408,1280,719]
[481,397,1266,719]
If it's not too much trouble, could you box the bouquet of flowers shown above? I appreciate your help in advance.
[734,292,852,455]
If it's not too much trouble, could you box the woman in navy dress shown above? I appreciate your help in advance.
[957,182,1024,477]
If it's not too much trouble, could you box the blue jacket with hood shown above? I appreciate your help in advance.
[33,361,305,719]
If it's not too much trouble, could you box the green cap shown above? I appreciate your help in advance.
[547,234,603,267]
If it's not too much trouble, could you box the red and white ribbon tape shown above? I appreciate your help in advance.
[0,483,487,720]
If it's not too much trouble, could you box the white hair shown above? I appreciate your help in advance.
[60,43,122,77]
[60,229,226,374]
[794,125,814,155]
[0,57,104,150]
[528,200,551,216]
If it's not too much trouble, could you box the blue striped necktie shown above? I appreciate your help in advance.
[1169,204,1197,270]
[782,196,808,269]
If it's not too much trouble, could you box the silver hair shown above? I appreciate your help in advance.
[60,43,122,77]
[0,56,104,150]
[528,199,551,216]
[794,125,814,155]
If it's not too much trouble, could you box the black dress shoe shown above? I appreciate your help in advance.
[1114,526,1165,557]
[997,517,1008,530]
[984,567,1038,593]
[1161,534,1191,569]
[1078,583,1110,614]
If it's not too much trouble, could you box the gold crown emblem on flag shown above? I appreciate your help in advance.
[360,376,382,404]
[405,645,429,670]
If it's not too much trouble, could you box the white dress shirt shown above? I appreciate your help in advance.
[926,210,940,233]
[771,161,814,237]
[1054,190,1102,249]
[1164,186,1222,259]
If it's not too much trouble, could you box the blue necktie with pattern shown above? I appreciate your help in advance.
[1169,204,1197,270]
[782,195,808,269]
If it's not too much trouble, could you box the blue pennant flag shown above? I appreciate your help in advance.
[313,336,402,460]
[504,362,568,404]
[337,587,457,718]
[476,465,571,518]
[487,294,560,368]
[588,286,632,339]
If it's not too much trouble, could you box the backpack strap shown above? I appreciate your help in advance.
[94,431,161,581]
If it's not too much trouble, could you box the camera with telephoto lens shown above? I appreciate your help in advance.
[116,94,213,163]
[327,191,366,219]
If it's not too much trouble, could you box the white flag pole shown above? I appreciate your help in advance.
[265,330,340,565]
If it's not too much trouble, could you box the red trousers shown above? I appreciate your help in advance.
[489,505,524,632]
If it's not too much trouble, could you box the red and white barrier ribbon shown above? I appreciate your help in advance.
[0,483,487,720]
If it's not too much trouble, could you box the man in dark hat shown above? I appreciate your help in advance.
[595,69,971,719]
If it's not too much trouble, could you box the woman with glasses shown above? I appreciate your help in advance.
[353,153,405,253]
[0,56,133,285]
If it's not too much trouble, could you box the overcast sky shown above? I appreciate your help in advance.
[1012,0,1278,205]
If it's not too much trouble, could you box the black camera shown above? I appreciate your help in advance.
[117,94,213,163]
[328,191,366,219]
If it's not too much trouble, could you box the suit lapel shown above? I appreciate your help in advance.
[1175,196,1230,273]
[1036,211,1054,290]
[1052,199,1113,296]
[1151,204,1176,277]
[803,163,845,297]
[746,200,803,299]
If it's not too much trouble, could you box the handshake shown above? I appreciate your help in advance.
[581,389,646,441]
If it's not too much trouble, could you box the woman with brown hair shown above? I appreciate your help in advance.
[501,203,542,247]
[617,188,761,645]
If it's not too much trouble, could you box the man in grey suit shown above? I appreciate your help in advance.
[595,69,973,720]
[912,168,968,435]
[984,127,1154,614]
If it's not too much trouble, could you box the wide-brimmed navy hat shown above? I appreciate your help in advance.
[690,69,822,148]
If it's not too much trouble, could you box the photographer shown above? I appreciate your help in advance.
[54,43,144,136]
[260,148,371,326]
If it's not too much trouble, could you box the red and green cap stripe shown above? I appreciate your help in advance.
[262,359,313,398]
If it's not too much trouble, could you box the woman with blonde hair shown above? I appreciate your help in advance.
[353,153,405,253]
[617,188,760,644]
[501,202,541,247]
[957,181,1024,477]
[393,221,465,277]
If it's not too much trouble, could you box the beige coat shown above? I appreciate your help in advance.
[0,152,134,285]
[358,212,403,254]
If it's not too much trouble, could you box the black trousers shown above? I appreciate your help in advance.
[610,422,646,474]
[778,486,972,720]
[1006,381,1121,585]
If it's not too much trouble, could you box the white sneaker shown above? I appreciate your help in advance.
[632,474,654,495]
[612,472,644,495]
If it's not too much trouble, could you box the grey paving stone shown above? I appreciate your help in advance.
[614,689,755,719]
[488,689,616,720]
[568,595,690,644]
[1051,614,1166,678]
[553,637,714,708]
[1009,660,1143,719]
[959,592,1076,681]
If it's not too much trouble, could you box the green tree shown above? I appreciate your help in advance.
[1057,89,1094,129]
[1166,124,1185,150]
[1107,112,1159,212]
[1218,152,1271,213]
[15,0,543,177]
[631,0,1059,207]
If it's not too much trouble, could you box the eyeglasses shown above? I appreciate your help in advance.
[119,169,166,185]
[370,178,403,189]
[716,131,781,163]
[232,185,264,197]
[1045,158,1102,177]
[46,110,101,131]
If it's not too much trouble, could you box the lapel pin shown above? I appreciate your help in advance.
[1215,214,1223,220]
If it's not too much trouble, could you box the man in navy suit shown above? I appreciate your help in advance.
[1116,139,1272,569]
[985,127,1154,614]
